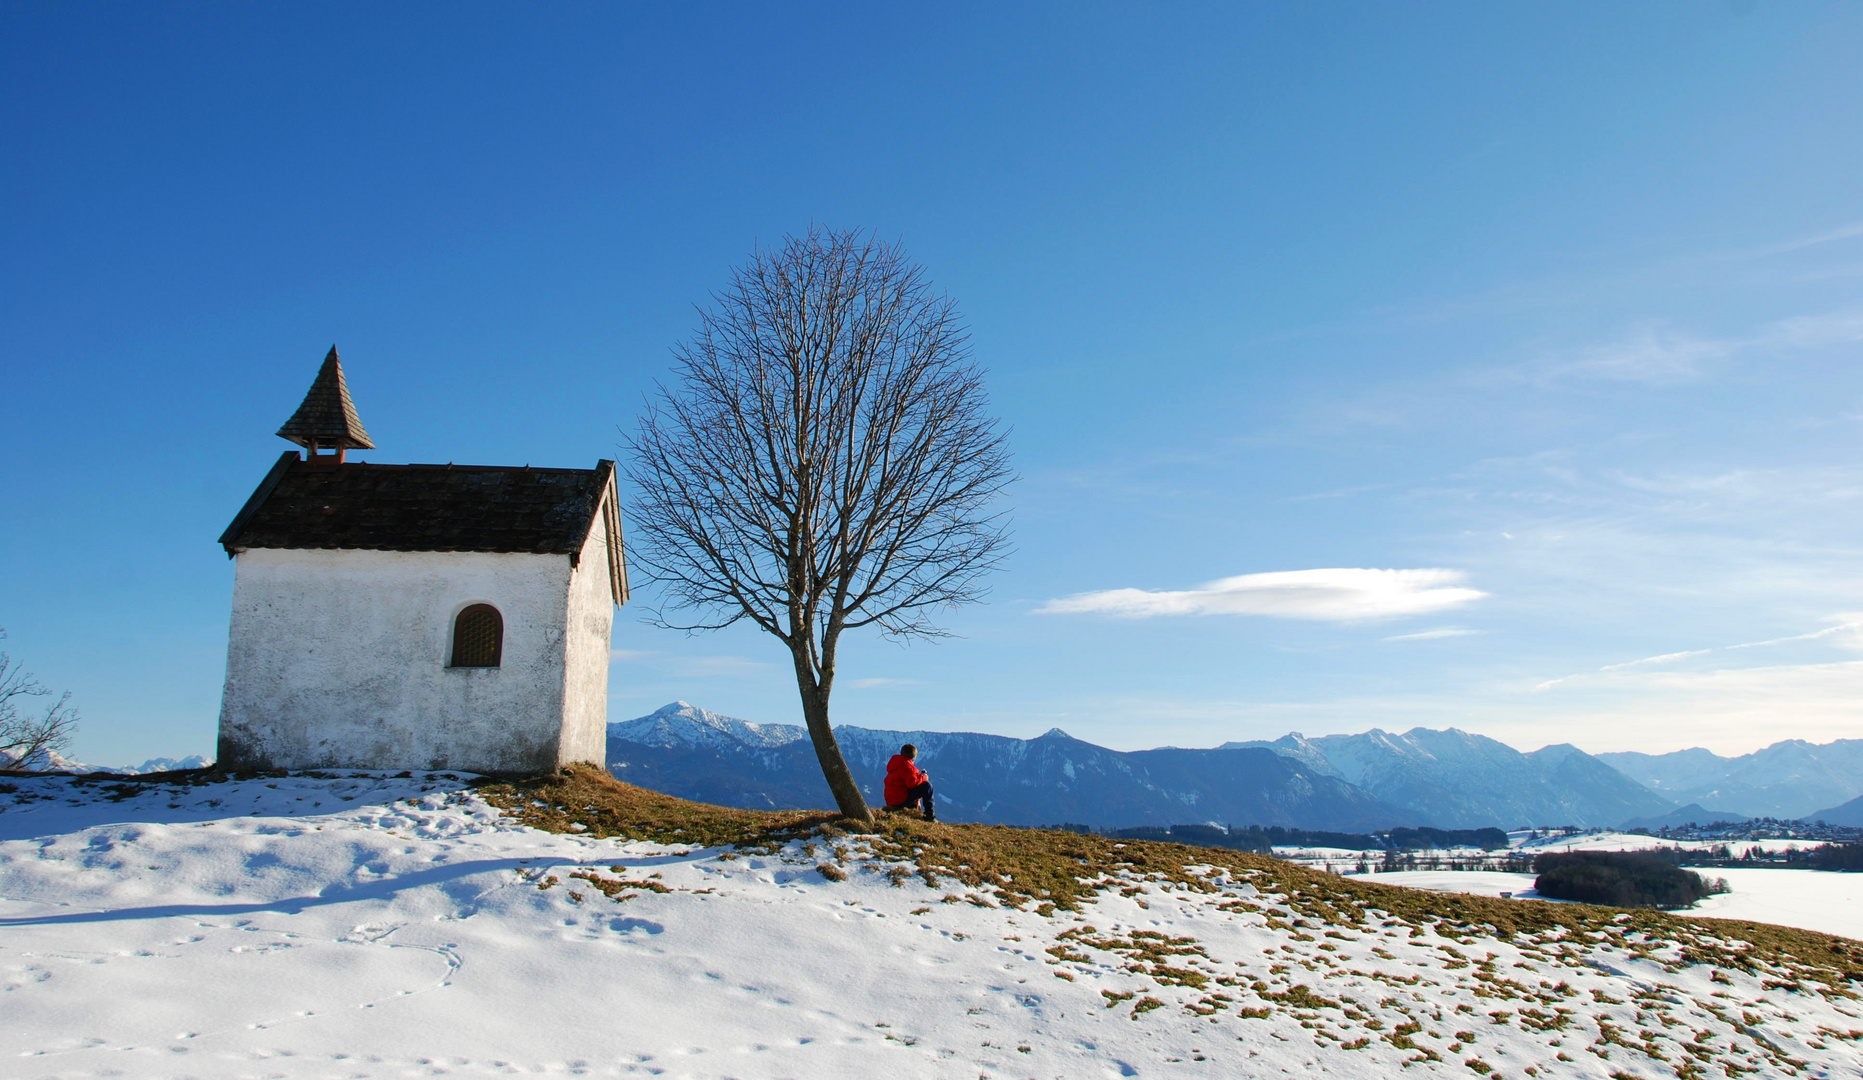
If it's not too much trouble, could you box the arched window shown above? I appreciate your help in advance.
[450,604,503,668]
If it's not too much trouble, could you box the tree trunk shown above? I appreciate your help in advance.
[792,657,873,823]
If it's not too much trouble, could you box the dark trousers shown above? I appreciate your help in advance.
[891,780,935,820]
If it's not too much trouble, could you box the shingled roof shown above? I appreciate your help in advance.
[218,456,628,603]
[277,346,375,451]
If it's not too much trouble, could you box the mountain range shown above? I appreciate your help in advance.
[1596,740,1863,820]
[608,703,1403,831]
[1619,804,1756,832]
[1223,729,1674,830]
[603,702,1775,831]
[1,750,213,775]
[1805,793,1863,827]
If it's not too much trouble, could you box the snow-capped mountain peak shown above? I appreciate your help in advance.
[0,750,214,775]
[608,701,807,752]
[1219,732,1342,779]
[118,754,213,774]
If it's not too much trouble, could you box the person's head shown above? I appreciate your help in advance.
[901,743,917,760]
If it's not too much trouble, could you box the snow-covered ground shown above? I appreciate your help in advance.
[4,774,1861,1079]
[1360,867,1863,941]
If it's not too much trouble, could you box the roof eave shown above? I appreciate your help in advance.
[218,451,301,557]
[568,459,629,607]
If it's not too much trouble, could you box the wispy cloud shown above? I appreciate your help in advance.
[1522,659,1863,754]
[1764,309,1863,350]
[1541,322,1730,385]
[1599,649,1712,672]
[1533,618,1863,692]
[1727,621,1863,650]
[1383,627,1480,642]
[1526,308,1863,387]
[1750,219,1863,257]
[847,677,922,689]
[1038,568,1486,622]
[1039,660,1863,757]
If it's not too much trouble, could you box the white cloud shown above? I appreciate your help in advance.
[1038,568,1486,622]
[1383,627,1480,642]
[847,677,922,689]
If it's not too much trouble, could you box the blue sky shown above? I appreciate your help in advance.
[5,3,1863,765]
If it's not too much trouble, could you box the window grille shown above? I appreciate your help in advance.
[451,604,503,668]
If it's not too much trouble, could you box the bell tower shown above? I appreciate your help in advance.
[275,345,375,465]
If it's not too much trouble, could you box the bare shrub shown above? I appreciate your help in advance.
[0,630,80,773]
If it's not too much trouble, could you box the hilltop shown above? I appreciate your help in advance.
[3,766,1859,1078]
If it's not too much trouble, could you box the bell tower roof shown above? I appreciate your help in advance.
[276,346,375,452]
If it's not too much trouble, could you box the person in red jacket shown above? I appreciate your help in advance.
[883,743,935,821]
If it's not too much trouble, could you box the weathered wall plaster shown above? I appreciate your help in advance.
[216,546,610,773]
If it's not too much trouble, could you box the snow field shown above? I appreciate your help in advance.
[2,774,1861,1079]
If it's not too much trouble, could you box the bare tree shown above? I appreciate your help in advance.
[627,228,1013,822]
[0,630,80,774]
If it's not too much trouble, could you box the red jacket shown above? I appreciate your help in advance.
[884,754,927,806]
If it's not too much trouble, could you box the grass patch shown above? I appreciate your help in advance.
[476,765,840,849]
[567,870,669,900]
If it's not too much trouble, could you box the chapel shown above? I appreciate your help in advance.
[214,347,628,773]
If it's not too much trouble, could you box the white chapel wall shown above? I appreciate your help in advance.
[217,547,579,772]
[558,513,618,766]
